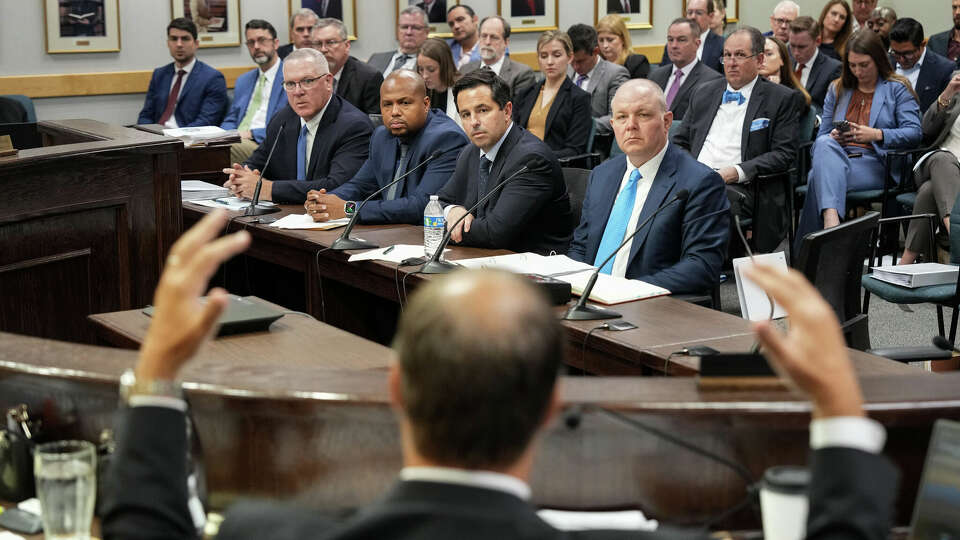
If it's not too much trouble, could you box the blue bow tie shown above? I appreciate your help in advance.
[722,90,745,105]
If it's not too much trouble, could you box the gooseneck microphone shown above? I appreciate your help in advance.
[331,150,443,251]
[419,160,536,274]
[244,122,285,217]
[563,189,690,320]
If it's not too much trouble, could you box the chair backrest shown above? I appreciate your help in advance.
[562,167,591,231]
[799,106,817,143]
[367,113,383,129]
[794,211,880,350]
[585,119,596,154]
[950,193,960,265]
[2,94,36,123]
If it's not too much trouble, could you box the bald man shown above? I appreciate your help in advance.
[305,71,469,225]
[568,79,729,295]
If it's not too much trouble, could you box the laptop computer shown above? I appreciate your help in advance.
[909,419,960,540]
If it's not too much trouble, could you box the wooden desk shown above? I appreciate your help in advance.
[182,204,920,378]
[134,124,231,184]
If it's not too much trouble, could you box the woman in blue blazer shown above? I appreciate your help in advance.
[796,30,921,241]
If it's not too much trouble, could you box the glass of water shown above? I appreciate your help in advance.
[34,440,96,540]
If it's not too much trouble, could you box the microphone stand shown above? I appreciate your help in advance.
[420,163,532,274]
[331,151,442,251]
[243,122,285,217]
[563,189,689,320]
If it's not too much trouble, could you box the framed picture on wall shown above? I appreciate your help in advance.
[396,0,459,38]
[170,0,241,48]
[44,0,121,53]
[595,0,652,30]
[681,0,738,25]
[289,0,358,40]
[497,0,558,34]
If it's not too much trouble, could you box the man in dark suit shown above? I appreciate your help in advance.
[674,27,798,253]
[510,0,544,16]
[137,18,227,128]
[277,8,318,60]
[416,0,446,23]
[788,16,842,111]
[889,18,956,113]
[568,80,728,294]
[927,1,960,65]
[367,7,429,76]
[304,71,468,225]
[608,0,641,13]
[659,0,723,73]
[312,18,383,114]
[222,48,372,204]
[438,69,572,255]
[648,18,721,121]
[101,209,899,540]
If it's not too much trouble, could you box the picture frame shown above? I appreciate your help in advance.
[594,0,652,30]
[496,0,558,34]
[170,0,241,48]
[681,0,738,24]
[289,0,358,40]
[44,0,121,54]
[396,0,459,38]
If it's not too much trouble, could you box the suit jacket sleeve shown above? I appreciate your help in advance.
[220,72,249,131]
[101,407,196,540]
[556,90,593,158]
[819,85,839,138]
[738,87,799,180]
[185,69,228,127]
[922,94,955,144]
[595,65,630,133]
[138,70,162,124]
[805,448,899,540]
[879,82,923,150]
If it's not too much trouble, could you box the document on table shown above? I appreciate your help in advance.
[558,271,670,304]
[733,252,788,321]
[537,509,657,532]
[180,180,229,201]
[268,213,349,230]
[181,180,227,191]
[191,196,256,211]
[457,252,594,276]
[348,245,448,263]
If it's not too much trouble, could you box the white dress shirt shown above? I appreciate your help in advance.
[247,60,280,131]
[573,60,599,93]
[163,57,197,129]
[384,49,418,76]
[697,75,759,183]
[797,47,818,88]
[896,48,927,93]
[609,142,668,277]
[400,466,531,500]
[299,96,333,173]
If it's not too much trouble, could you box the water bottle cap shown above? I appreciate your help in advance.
[429,195,438,200]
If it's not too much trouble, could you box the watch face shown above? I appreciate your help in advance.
[345,201,357,215]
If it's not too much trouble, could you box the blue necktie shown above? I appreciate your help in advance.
[296,124,308,181]
[594,169,641,275]
[722,90,745,105]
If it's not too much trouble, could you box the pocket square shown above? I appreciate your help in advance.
[750,118,770,132]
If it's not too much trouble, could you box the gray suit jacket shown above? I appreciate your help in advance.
[368,50,405,74]
[460,57,536,94]
[648,61,722,121]
[567,58,629,135]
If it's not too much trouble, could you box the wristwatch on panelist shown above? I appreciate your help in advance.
[119,368,183,404]
[344,201,357,216]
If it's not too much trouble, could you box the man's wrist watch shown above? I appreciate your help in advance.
[344,201,357,216]
[119,368,183,404]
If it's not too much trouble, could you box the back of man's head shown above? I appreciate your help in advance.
[568,23,599,55]
[889,17,924,47]
[392,270,563,470]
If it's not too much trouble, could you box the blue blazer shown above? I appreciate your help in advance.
[137,60,227,126]
[220,63,286,143]
[914,49,956,114]
[819,78,922,182]
[331,110,469,224]
[567,144,730,294]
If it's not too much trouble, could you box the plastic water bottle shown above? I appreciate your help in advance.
[424,195,445,257]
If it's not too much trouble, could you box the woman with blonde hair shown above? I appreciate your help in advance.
[817,0,853,60]
[416,38,461,127]
[595,14,649,79]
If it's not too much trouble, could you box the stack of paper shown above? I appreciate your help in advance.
[871,263,959,288]
[268,213,348,231]
[163,126,240,146]
[180,180,229,201]
[191,196,253,211]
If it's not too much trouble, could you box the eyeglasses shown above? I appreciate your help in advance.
[720,52,759,64]
[771,17,793,26]
[315,39,345,49]
[399,24,426,32]
[890,48,920,59]
[244,37,273,47]
[282,75,328,92]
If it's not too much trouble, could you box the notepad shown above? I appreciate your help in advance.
[733,253,788,321]
[557,270,670,305]
[268,213,349,230]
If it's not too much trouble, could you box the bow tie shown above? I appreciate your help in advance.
[722,90,746,105]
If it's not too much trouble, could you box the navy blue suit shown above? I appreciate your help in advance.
[330,110,469,224]
[911,49,956,113]
[567,144,730,294]
[660,31,723,74]
[245,95,373,204]
[220,63,286,143]
[137,60,227,126]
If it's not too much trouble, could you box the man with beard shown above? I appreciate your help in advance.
[928,0,960,65]
[446,4,481,68]
[460,16,535,94]
[221,20,288,163]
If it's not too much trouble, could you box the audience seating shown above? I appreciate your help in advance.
[561,167,591,232]
[1,94,36,122]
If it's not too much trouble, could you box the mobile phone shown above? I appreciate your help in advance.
[607,320,638,331]
[833,120,851,133]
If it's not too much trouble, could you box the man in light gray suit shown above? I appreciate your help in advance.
[460,16,535,94]
[567,23,629,136]
[368,6,429,76]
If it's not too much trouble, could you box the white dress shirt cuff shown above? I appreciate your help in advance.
[810,416,886,454]
[443,205,463,220]
[735,165,747,183]
[129,395,188,412]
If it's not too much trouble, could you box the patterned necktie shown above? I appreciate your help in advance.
[665,69,684,108]
[722,90,745,105]
[386,143,410,200]
[238,73,266,131]
[296,124,309,181]
[478,156,492,201]
[390,54,410,73]
[794,63,805,82]
[576,73,588,89]
[158,69,186,125]
[594,169,641,275]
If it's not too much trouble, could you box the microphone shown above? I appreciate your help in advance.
[932,335,960,354]
[243,122,285,217]
[330,150,443,251]
[681,207,729,228]
[563,189,690,320]
[419,160,536,274]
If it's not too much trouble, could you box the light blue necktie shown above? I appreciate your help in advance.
[296,124,308,181]
[594,168,641,274]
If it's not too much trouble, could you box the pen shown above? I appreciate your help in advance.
[383,246,395,255]
[213,198,231,205]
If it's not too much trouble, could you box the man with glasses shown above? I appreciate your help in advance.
[763,1,799,43]
[658,0,723,73]
[889,18,955,113]
[278,8,319,60]
[312,18,383,114]
[368,6,429,76]
[220,20,287,163]
[789,16,842,112]
[850,0,877,31]
[927,0,960,65]
[222,48,372,204]
[648,18,721,121]
[460,16,535,93]
[674,27,799,253]
[137,18,227,128]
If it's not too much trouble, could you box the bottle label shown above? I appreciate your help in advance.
[424,216,445,227]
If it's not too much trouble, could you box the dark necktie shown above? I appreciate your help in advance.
[478,156,492,201]
[390,54,410,73]
[158,69,186,125]
[386,143,410,200]
[794,63,805,82]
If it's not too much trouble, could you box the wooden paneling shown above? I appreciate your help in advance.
[0,66,254,98]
